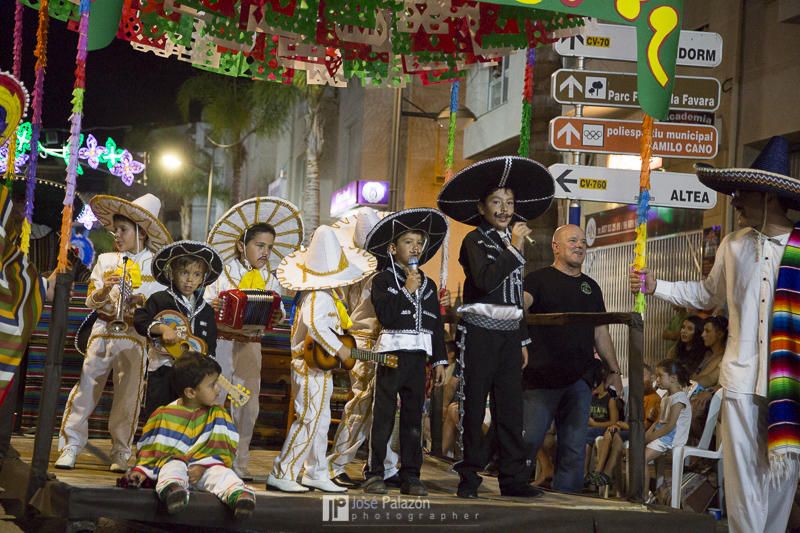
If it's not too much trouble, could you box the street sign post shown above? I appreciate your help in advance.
[549,117,718,159]
[548,164,718,210]
[555,23,723,68]
[551,70,721,112]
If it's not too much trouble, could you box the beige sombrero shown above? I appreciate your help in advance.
[207,196,304,272]
[276,225,377,291]
[89,193,172,252]
[330,207,389,249]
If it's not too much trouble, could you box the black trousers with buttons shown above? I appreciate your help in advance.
[366,350,427,482]
[454,322,530,491]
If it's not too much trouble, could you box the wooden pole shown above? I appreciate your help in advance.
[25,272,73,507]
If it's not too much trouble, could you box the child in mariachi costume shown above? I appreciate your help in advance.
[325,208,401,488]
[124,352,256,520]
[56,194,171,473]
[361,208,449,496]
[266,225,376,493]
[204,197,303,477]
[437,156,553,499]
[134,240,223,420]
[632,137,800,533]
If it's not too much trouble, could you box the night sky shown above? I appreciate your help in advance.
[0,3,196,133]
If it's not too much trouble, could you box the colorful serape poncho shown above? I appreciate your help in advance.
[0,186,44,406]
[132,402,239,480]
[768,222,800,481]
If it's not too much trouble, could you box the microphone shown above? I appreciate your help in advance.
[408,256,419,272]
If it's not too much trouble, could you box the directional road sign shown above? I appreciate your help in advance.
[549,117,718,159]
[555,23,723,68]
[552,70,720,112]
[548,164,717,210]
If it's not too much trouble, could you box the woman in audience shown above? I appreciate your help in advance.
[692,316,727,389]
[667,315,706,373]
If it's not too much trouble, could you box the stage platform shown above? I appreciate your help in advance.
[0,437,718,532]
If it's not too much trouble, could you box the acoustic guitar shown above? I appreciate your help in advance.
[153,310,251,407]
[303,331,399,371]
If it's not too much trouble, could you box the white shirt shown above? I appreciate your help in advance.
[654,227,788,396]
[658,390,692,449]
[86,249,162,317]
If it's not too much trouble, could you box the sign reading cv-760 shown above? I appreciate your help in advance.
[552,69,720,112]
[549,117,718,159]
[548,164,717,210]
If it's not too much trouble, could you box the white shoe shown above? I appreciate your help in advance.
[301,476,347,493]
[109,452,130,473]
[54,447,79,469]
[267,474,310,493]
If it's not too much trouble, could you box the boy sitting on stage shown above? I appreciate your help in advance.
[124,352,256,519]
[134,240,223,419]
[267,225,376,493]
[361,208,449,496]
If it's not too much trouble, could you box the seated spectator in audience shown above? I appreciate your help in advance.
[688,316,728,440]
[645,359,692,496]
[587,364,660,489]
[666,315,707,373]
[661,305,688,351]
[583,365,618,484]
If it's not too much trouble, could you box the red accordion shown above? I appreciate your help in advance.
[216,289,282,331]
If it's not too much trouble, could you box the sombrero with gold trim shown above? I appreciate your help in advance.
[0,71,28,146]
[207,196,304,272]
[696,136,800,209]
[330,207,389,249]
[276,225,376,291]
[437,156,555,225]
[89,193,172,252]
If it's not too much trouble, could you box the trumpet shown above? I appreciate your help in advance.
[108,256,130,333]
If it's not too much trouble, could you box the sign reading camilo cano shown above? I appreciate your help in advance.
[555,22,723,68]
[549,117,718,159]
[552,70,720,112]
[548,164,717,210]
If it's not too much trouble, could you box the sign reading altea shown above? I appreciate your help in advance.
[549,117,718,159]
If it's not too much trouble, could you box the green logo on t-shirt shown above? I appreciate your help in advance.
[580,281,592,295]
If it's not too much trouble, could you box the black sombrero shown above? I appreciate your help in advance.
[437,156,555,225]
[365,208,448,267]
[696,136,800,209]
[152,240,223,288]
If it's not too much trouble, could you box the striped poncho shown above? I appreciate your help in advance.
[132,401,239,479]
[768,224,800,481]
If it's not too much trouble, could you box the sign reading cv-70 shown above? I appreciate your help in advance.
[552,70,720,112]
[555,22,723,68]
[548,164,717,210]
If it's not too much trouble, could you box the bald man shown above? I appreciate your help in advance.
[522,224,622,492]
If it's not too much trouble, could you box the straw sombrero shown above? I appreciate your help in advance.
[276,225,376,291]
[0,71,28,146]
[207,196,303,272]
[152,240,224,288]
[365,208,448,267]
[696,136,800,209]
[330,207,389,249]
[89,193,171,252]
[437,156,555,225]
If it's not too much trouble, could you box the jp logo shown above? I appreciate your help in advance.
[581,281,592,295]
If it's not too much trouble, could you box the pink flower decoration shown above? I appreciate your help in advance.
[111,150,145,186]
[78,134,107,169]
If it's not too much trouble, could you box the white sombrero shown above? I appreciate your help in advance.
[276,225,377,291]
[89,193,172,252]
[330,207,389,249]
[207,196,304,272]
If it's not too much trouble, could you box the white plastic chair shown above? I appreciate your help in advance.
[670,388,724,510]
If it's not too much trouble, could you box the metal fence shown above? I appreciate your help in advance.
[583,230,703,375]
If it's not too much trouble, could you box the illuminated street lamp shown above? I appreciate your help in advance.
[158,149,215,235]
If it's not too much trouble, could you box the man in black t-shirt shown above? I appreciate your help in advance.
[523,224,622,493]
